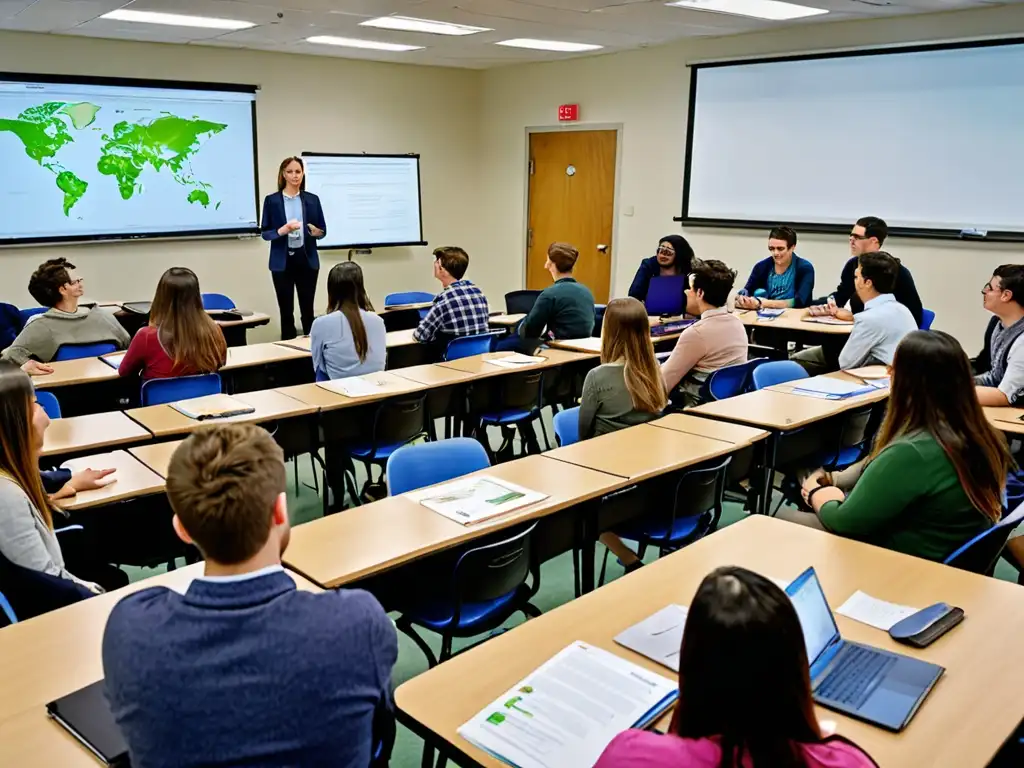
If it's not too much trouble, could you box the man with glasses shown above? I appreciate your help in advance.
[735,225,815,309]
[0,257,129,367]
[975,265,1024,407]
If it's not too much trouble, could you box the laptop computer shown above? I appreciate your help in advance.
[645,275,688,317]
[786,567,944,731]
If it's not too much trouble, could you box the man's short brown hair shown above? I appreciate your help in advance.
[547,242,579,273]
[29,258,75,307]
[690,259,736,308]
[433,246,469,280]
[166,424,286,565]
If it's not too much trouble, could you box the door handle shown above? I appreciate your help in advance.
[596,244,608,253]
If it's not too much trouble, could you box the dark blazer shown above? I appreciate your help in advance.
[742,254,815,308]
[260,191,327,272]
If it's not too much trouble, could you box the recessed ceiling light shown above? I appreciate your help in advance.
[495,39,603,52]
[360,16,492,36]
[666,0,827,21]
[99,9,255,30]
[306,36,424,52]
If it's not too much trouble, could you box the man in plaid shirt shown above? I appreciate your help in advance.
[413,246,491,346]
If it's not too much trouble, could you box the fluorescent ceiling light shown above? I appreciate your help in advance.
[496,39,603,52]
[360,16,491,36]
[100,9,255,30]
[666,0,827,20]
[306,36,424,52]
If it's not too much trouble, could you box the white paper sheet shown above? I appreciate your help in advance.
[316,375,385,398]
[614,605,688,672]
[485,354,546,369]
[804,317,854,326]
[836,590,918,631]
[458,641,678,768]
[406,476,548,525]
[793,376,876,397]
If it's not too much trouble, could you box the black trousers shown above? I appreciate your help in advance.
[272,249,318,340]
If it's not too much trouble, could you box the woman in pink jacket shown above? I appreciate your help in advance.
[595,567,877,768]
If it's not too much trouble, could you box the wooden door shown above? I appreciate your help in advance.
[526,130,616,303]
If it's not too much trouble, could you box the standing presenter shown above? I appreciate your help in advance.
[261,156,327,340]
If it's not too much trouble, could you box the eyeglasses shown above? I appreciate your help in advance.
[656,246,675,256]
[849,233,870,241]
[66,278,84,286]
[982,282,1001,294]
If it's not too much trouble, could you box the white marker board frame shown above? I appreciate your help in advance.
[301,152,427,250]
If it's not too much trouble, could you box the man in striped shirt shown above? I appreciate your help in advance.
[413,246,491,348]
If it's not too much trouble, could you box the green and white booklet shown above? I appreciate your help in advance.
[406,476,547,525]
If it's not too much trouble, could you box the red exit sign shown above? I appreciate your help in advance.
[558,104,579,122]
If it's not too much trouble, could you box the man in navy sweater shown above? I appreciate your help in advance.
[102,424,397,768]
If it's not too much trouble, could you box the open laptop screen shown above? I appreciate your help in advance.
[787,567,841,667]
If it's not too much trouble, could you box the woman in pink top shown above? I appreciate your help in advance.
[594,567,877,768]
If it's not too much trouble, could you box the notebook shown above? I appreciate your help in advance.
[406,476,547,524]
[791,376,876,400]
[47,680,130,766]
[484,353,546,369]
[169,394,255,421]
[458,641,678,768]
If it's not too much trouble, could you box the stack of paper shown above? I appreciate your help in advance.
[458,641,678,768]
[170,394,255,421]
[791,376,876,400]
[485,353,546,369]
[406,476,547,525]
[316,375,386,398]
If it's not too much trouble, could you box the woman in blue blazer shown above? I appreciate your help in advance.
[261,157,328,340]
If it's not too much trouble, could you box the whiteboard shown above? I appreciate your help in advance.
[302,153,425,249]
[682,40,1024,237]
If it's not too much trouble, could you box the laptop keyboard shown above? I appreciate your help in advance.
[818,645,897,708]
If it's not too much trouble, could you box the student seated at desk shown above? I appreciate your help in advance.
[784,331,1010,562]
[0,258,129,366]
[412,246,490,350]
[595,567,876,768]
[118,267,227,381]
[519,242,595,345]
[974,265,1024,407]
[627,234,695,304]
[735,226,815,310]
[310,262,386,379]
[103,424,398,768]
[661,260,748,406]
[0,363,125,595]
[795,252,916,375]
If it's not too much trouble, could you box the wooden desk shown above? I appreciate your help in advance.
[547,336,602,353]
[128,440,185,478]
[396,514,1024,768]
[275,336,312,352]
[985,406,1024,436]
[284,455,629,589]
[57,451,165,511]
[692,386,883,431]
[41,412,152,459]
[739,308,854,335]
[222,341,310,370]
[277,372,427,411]
[487,313,525,327]
[31,357,119,390]
[437,348,595,377]
[125,390,317,438]
[386,328,419,348]
[389,364,479,387]
[0,566,322,765]
[545,423,739,482]
[211,310,271,329]
[651,412,769,446]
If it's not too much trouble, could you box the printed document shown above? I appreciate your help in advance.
[316,375,386,398]
[614,605,689,672]
[485,353,547,369]
[837,590,918,631]
[407,476,548,524]
[792,376,875,399]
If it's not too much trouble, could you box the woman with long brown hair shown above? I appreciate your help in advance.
[787,330,1012,561]
[580,297,667,571]
[259,156,328,340]
[310,262,386,380]
[0,362,102,595]
[119,267,227,381]
[595,567,876,768]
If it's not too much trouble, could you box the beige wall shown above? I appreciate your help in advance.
[0,31,482,340]
[480,5,1024,345]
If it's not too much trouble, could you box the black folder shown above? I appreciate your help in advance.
[47,680,130,766]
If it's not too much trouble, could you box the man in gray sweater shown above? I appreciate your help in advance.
[0,258,129,365]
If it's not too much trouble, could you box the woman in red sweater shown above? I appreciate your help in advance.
[119,268,227,381]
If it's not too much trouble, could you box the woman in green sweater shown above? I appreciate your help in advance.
[786,330,1011,562]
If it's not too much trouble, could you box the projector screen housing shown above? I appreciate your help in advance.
[679,39,1024,242]
[0,72,260,247]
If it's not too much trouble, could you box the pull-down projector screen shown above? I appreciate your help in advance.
[681,40,1024,239]
[302,153,425,250]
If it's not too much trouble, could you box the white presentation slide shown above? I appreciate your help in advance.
[685,43,1024,232]
[303,154,424,249]
[0,77,258,244]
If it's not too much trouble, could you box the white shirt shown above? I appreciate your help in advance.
[839,293,917,370]
[196,563,285,584]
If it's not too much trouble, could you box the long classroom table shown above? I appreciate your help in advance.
[395,514,1024,768]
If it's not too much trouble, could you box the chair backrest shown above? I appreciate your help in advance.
[386,438,491,495]
[920,308,936,331]
[553,406,580,447]
[384,291,434,307]
[645,275,688,317]
[140,373,222,407]
[366,395,428,455]
[593,304,606,338]
[472,370,544,413]
[504,290,542,315]
[34,390,61,419]
[201,292,236,311]
[454,522,538,606]
[751,360,808,390]
[0,589,16,626]
[0,302,23,350]
[0,544,92,621]
[701,357,768,402]
[444,332,497,361]
[53,341,119,361]
[944,501,1024,574]
[19,307,46,326]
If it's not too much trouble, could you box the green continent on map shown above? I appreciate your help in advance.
[98,115,226,204]
[0,101,99,215]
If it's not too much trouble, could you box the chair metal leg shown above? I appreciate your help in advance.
[598,547,610,587]
[309,455,319,495]
[439,635,454,665]
[572,547,581,599]
[398,618,439,668]
[420,744,436,768]
[293,457,300,497]
[538,415,552,451]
